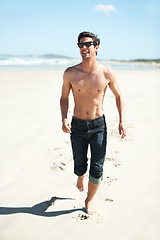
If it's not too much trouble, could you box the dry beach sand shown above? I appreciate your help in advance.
[0,68,160,240]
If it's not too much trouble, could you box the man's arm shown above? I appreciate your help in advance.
[106,68,127,139]
[60,69,71,133]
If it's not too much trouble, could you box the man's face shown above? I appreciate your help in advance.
[79,37,99,59]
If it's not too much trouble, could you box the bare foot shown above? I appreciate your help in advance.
[85,199,96,215]
[76,176,85,192]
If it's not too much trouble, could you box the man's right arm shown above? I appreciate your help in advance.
[60,69,71,133]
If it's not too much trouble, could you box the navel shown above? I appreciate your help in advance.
[86,111,89,115]
[78,89,81,92]
[97,90,100,92]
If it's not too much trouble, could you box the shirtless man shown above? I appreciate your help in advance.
[60,31,126,215]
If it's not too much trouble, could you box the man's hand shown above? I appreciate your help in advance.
[118,122,126,139]
[62,118,71,133]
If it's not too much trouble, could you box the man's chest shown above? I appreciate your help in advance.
[71,72,108,93]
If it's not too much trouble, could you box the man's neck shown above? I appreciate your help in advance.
[81,58,98,73]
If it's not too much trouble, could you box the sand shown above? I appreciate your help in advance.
[0,69,160,240]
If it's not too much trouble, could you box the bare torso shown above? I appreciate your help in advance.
[67,63,110,120]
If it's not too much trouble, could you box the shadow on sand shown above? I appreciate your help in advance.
[0,196,85,217]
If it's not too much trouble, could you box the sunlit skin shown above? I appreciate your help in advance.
[60,37,126,214]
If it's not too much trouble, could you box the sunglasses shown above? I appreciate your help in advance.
[77,41,96,48]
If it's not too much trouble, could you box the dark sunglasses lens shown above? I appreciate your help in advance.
[77,43,83,48]
[85,42,92,47]
[77,42,94,48]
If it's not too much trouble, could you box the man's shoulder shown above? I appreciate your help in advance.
[100,65,115,80]
[63,63,82,82]
[99,64,112,74]
[64,63,81,74]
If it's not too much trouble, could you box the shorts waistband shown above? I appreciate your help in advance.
[72,115,105,125]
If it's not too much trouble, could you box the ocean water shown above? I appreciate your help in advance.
[0,55,78,70]
[0,55,158,71]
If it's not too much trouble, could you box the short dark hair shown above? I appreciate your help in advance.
[78,31,100,46]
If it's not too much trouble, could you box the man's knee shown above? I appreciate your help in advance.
[89,165,103,184]
[89,174,103,184]
[74,164,87,177]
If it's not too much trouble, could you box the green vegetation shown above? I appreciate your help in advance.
[129,59,160,63]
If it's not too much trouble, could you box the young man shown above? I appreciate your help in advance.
[60,31,126,215]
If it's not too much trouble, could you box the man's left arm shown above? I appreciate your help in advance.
[106,68,127,139]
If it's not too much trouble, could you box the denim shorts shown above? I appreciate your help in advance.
[70,115,107,184]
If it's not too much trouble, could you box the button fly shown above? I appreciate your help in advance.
[87,121,90,130]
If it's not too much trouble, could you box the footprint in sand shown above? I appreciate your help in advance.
[105,198,113,203]
[73,213,103,224]
[78,214,89,220]
[72,213,89,221]
[51,162,66,171]
[53,147,59,150]
[106,157,122,167]
[104,176,117,185]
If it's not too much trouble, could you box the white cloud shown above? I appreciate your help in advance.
[94,4,117,15]
[131,5,136,8]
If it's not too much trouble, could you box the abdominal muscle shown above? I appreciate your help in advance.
[73,92,104,120]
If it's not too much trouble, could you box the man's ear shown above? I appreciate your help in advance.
[95,45,99,53]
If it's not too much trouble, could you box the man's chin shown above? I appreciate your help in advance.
[82,54,91,60]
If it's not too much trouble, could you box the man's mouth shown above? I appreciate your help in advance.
[82,51,89,54]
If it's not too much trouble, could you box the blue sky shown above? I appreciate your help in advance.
[0,0,160,60]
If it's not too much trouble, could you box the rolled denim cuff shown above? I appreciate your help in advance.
[89,174,103,184]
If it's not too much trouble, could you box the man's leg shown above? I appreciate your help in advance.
[85,180,100,215]
[85,117,107,215]
[70,118,89,192]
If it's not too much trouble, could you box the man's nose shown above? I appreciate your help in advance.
[82,44,87,49]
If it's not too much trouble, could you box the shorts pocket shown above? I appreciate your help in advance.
[71,121,80,130]
[96,121,105,127]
